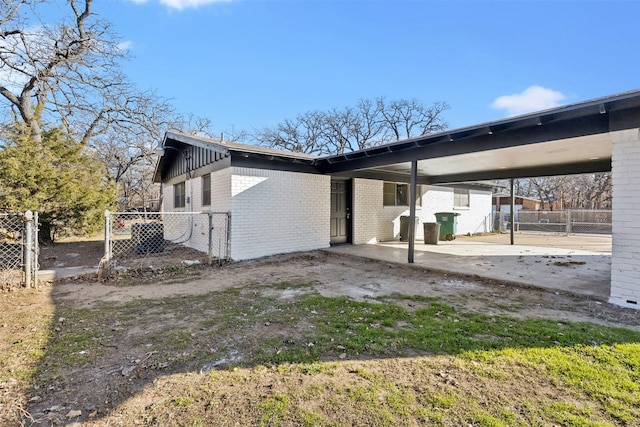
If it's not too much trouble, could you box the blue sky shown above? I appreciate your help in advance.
[95,0,640,136]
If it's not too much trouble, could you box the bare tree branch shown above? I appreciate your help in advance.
[254,97,449,155]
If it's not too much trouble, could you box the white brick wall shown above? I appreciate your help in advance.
[610,128,640,309]
[353,179,385,244]
[352,180,493,243]
[210,168,232,212]
[456,190,493,234]
[230,167,331,260]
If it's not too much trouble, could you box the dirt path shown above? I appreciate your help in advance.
[53,251,640,330]
[4,249,640,426]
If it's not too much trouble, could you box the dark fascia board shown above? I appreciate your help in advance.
[165,130,318,161]
[229,151,319,174]
[428,158,612,185]
[331,168,499,189]
[164,131,232,156]
[314,89,640,173]
[155,131,320,182]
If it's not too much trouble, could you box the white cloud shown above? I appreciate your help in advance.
[117,40,134,52]
[159,0,233,10]
[491,86,567,116]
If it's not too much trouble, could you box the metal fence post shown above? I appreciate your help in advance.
[566,209,571,235]
[226,212,231,261]
[34,211,39,289]
[207,212,213,265]
[104,210,111,260]
[24,211,33,288]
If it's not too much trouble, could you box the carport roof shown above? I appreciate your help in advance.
[313,89,640,184]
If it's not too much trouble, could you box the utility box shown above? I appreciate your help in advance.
[132,223,164,254]
[435,212,460,241]
[423,222,440,244]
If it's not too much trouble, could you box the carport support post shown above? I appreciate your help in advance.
[408,160,418,263]
[510,178,515,245]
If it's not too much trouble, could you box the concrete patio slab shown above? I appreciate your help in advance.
[326,234,611,300]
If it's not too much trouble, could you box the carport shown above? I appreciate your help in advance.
[314,89,640,309]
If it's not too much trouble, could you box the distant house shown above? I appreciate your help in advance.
[153,131,494,261]
[493,193,562,219]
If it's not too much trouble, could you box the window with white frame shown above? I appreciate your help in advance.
[453,188,470,208]
[174,182,186,208]
[202,174,211,206]
[383,182,421,207]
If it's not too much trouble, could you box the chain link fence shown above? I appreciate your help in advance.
[102,211,231,275]
[1,211,38,288]
[495,209,612,235]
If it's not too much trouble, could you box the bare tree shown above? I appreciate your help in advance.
[255,97,449,155]
[509,173,612,211]
[0,0,174,147]
[377,97,449,142]
[256,111,329,155]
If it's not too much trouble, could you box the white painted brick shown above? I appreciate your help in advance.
[611,128,640,309]
[229,167,330,260]
[352,180,492,244]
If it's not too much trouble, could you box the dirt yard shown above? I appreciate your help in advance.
[2,246,640,426]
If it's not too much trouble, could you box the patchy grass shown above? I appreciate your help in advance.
[2,277,640,426]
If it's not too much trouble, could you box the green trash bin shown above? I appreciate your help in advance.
[435,212,460,241]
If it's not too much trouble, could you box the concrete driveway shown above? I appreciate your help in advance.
[327,233,612,300]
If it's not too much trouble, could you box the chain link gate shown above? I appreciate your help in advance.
[101,210,231,277]
[0,211,38,288]
[495,209,612,235]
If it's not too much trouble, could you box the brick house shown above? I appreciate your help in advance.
[154,90,640,310]
[153,131,493,261]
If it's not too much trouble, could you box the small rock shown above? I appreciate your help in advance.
[121,366,136,376]
[182,259,201,266]
[66,409,82,419]
[0,378,18,389]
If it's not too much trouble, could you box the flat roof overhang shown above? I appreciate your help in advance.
[314,89,640,184]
